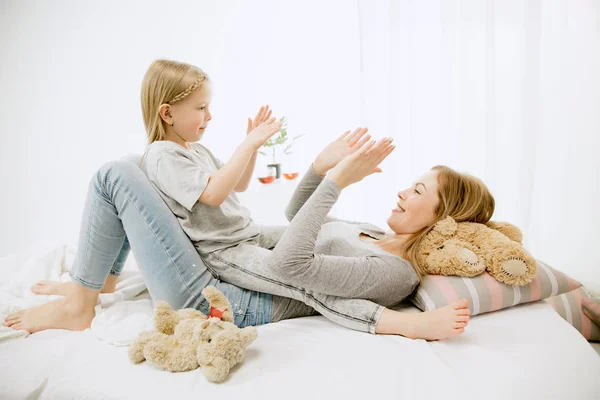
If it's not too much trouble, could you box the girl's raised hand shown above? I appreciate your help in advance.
[247,105,273,135]
[245,117,282,150]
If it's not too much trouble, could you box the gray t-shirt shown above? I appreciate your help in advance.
[140,141,260,254]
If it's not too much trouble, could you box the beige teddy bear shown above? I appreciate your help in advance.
[128,286,258,382]
[416,216,537,286]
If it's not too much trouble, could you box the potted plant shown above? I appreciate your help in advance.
[258,116,305,179]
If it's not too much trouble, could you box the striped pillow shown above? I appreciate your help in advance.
[544,287,600,341]
[581,297,600,328]
[410,260,581,316]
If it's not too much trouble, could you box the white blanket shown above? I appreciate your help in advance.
[0,243,152,345]
[1,243,599,400]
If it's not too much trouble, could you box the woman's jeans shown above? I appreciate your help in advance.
[69,160,272,327]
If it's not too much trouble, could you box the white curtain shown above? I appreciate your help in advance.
[1,0,598,287]
[335,0,599,289]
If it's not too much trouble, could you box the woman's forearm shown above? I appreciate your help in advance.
[284,163,327,221]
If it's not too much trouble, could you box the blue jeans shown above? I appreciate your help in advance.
[68,160,272,327]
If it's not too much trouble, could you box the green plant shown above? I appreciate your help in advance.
[258,116,305,164]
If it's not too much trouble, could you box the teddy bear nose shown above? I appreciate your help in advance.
[501,258,528,277]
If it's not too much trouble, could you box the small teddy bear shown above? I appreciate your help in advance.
[416,216,537,286]
[128,286,258,382]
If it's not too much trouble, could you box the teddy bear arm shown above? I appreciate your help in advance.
[484,241,537,286]
[153,301,180,335]
[202,286,235,323]
[128,331,161,364]
[201,357,232,383]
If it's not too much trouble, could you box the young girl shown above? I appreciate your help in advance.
[137,59,470,336]
[6,59,476,340]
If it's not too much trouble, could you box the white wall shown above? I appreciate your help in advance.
[1,0,599,288]
[0,0,359,253]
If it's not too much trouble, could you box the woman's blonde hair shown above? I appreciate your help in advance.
[141,59,208,144]
[403,165,495,281]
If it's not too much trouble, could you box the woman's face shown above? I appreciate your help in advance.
[387,169,440,234]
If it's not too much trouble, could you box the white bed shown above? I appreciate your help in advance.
[1,244,599,400]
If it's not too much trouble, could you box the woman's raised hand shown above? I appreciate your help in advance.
[327,137,395,190]
[312,128,371,176]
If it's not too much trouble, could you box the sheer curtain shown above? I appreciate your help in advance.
[0,0,598,286]
[342,0,599,287]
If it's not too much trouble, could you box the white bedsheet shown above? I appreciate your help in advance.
[1,243,599,400]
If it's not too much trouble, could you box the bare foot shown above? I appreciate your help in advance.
[3,297,96,334]
[31,280,74,296]
[31,278,117,295]
[405,299,471,340]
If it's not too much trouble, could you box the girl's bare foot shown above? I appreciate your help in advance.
[4,284,99,334]
[31,280,74,296]
[31,276,117,296]
[4,297,96,333]
[376,299,471,340]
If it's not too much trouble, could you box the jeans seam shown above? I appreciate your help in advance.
[106,237,125,276]
[369,304,382,333]
[109,238,127,275]
[102,177,204,306]
[210,252,374,326]
[198,252,220,279]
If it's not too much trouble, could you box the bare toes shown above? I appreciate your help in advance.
[457,315,470,322]
[451,299,469,310]
[31,283,49,294]
[453,327,465,335]
[6,311,25,322]
[454,321,468,328]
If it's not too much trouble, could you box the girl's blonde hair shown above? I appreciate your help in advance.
[141,59,208,144]
[403,165,495,281]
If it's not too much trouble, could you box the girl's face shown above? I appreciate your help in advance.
[387,169,440,234]
[169,83,213,143]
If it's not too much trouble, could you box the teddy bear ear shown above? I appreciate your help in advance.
[432,216,458,236]
[486,221,523,243]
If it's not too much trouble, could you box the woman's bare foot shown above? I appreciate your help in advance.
[376,299,471,340]
[31,280,74,296]
[4,285,99,334]
[404,299,471,340]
